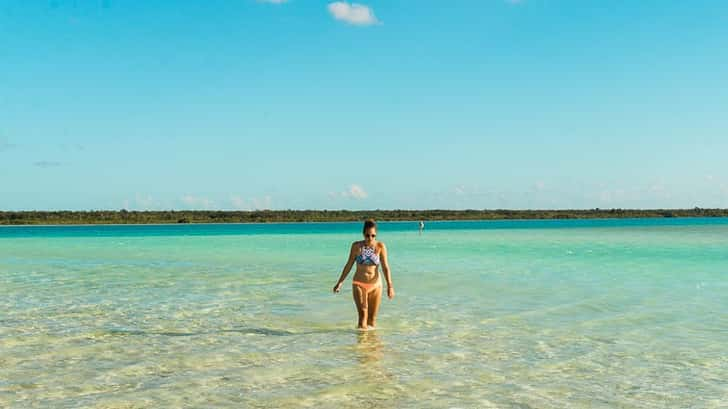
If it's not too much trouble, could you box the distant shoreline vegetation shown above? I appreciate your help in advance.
[1,208,727,225]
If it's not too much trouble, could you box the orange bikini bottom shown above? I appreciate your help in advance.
[352,280,382,293]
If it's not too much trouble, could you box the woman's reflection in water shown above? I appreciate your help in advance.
[353,330,400,402]
[356,330,384,365]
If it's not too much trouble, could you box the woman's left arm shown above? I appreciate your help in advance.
[380,243,395,300]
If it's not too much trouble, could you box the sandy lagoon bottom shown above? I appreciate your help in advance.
[2,221,727,408]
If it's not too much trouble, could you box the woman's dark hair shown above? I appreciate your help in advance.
[362,219,377,233]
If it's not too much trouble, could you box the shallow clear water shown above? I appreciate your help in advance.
[2,219,727,408]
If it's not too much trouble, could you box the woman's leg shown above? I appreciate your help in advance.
[366,285,383,328]
[352,284,368,329]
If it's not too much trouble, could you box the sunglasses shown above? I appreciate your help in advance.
[365,234,376,238]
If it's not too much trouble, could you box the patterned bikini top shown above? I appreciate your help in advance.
[356,244,380,266]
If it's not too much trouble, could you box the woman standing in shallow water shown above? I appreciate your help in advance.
[333,219,394,330]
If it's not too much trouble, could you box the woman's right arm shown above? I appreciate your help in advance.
[333,242,357,293]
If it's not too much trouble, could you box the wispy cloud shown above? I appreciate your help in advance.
[451,184,490,198]
[34,161,62,168]
[328,2,379,26]
[443,183,575,209]
[121,194,172,210]
[134,193,159,210]
[0,138,17,152]
[59,143,85,151]
[181,195,216,209]
[229,195,273,210]
[252,196,273,210]
[592,181,682,208]
[231,195,247,210]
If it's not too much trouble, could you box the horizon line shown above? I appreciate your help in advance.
[1,207,726,212]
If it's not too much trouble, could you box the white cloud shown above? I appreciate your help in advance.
[331,184,369,200]
[181,195,215,209]
[348,184,368,199]
[327,2,379,26]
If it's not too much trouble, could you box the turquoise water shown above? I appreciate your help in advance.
[2,219,727,408]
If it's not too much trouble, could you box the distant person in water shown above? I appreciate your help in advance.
[419,220,425,234]
[333,219,394,330]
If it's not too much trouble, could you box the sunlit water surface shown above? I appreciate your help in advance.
[2,219,727,408]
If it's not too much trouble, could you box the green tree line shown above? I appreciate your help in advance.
[1,208,727,225]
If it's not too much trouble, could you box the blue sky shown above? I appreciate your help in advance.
[1,0,727,210]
